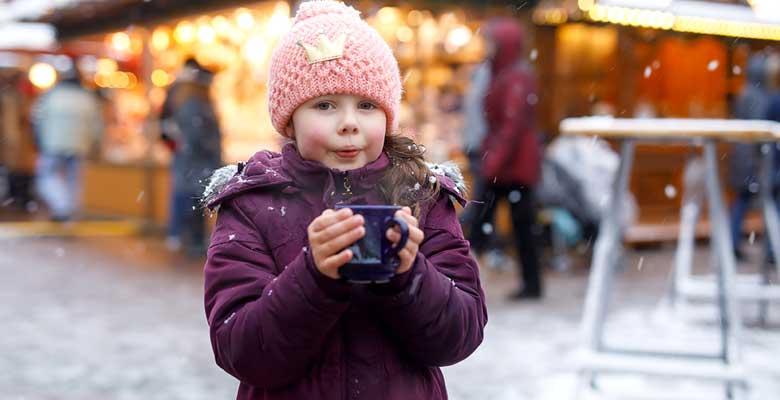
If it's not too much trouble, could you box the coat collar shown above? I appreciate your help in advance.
[280,143,391,195]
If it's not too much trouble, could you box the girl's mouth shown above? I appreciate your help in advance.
[335,149,360,159]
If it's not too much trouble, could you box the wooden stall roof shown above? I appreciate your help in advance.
[24,0,264,39]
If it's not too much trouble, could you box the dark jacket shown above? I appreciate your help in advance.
[161,71,222,194]
[481,19,541,186]
[729,53,769,191]
[203,144,487,400]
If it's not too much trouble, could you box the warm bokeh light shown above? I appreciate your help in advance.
[198,23,216,44]
[445,25,472,53]
[243,35,268,66]
[151,69,170,87]
[236,9,255,30]
[266,3,292,36]
[29,62,57,89]
[396,26,414,42]
[152,27,171,52]
[378,7,401,25]
[407,10,423,27]
[174,21,195,44]
[111,32,131,52]
[96,58,118,73]
[212,15,231,36]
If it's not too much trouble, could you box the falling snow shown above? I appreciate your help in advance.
[482,223,494,235]
[508,190,522,203]
[664,185,677,199]
[707,60,719,71]
[749,231,756,245]
[643,66,652,78]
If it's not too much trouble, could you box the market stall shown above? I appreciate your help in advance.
[21,0,520,225]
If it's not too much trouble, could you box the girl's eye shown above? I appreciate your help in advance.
[316,102,334,110]
[359,101,377,110]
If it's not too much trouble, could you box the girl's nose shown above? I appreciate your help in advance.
[339,110,359,135]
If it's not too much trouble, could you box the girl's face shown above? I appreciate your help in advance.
[286,94,387,170]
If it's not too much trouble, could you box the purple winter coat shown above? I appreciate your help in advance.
[203,143,487,400]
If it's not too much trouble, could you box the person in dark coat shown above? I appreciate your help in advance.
[468,18,543,300]
[201,2,487,399]
[729,52,771,260]
[161,58,222,256]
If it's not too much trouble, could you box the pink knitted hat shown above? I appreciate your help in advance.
[267,0,402,136]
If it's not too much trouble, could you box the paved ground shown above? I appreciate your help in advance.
[2,228,779,400]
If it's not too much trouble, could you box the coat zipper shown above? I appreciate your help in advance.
[341,173,353,198]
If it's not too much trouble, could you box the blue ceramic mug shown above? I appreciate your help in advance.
[334,205,409,283]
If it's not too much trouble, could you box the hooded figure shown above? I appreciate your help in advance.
[469,18,543,300]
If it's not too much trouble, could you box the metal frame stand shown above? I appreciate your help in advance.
[674,144,780,324]
[576,140,747,399]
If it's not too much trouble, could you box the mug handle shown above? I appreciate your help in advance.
[385,216,409,257]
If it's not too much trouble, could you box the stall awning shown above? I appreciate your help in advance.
[534,0,780,41]
[16,0,266,40]
[0,23,56,51]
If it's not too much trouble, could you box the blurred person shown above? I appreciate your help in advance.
[31,61,103,222]
[459,60,511,271]
[729,52,771,261]
[160,57,222,256]
[469,18,543,300]
[1,73,37,211]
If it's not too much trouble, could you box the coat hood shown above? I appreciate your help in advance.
[486,18,524,76]
[202,143,467,210]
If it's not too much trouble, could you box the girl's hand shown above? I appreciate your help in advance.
[308,208,365,279]
[387,207,424,274]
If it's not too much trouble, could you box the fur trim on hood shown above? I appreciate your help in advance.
[201,158,467,211]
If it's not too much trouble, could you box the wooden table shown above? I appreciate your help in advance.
[559,117,780,399]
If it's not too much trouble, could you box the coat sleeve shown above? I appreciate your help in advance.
[204,197,350,389]
[481,76,531,180]
[359,195,487,367]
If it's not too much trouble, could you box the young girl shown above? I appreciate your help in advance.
[202,1,487,399]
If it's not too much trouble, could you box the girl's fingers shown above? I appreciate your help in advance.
[387,225,423,246]
[310,208,353,233]
[311,214,364,244]
[319,226,365,256]
[395,210,419,228]
[320,248,353,270]
[409,225,424,244]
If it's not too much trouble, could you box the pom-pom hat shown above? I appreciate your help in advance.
[267,0,402,136]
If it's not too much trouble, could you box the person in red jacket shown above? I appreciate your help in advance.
[468,18,543,300]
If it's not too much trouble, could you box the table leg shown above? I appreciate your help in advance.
[759,143,779,325]
[702,140,742,365]
[672,157,705,306]
[580,140,634,351]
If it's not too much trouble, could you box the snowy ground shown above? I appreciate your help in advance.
[1,235,779,399]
